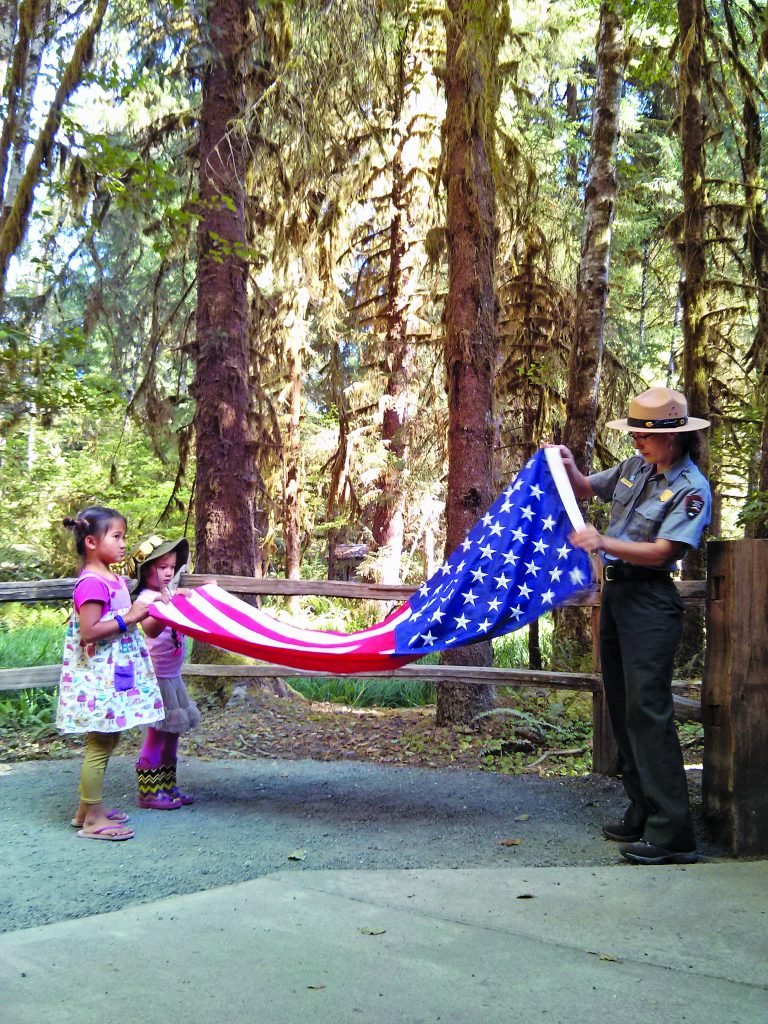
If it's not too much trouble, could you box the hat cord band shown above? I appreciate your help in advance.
[626,415,688,428]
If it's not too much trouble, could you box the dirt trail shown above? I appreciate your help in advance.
[0,752,720,934]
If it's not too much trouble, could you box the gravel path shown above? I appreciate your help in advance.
[0,754,718,934]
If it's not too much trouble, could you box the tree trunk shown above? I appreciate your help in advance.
[676,0,709,669]
[0,0,106,306]
[192,0,258,578]
[738,77,768,530]
[0,0,50,221]
[0,0,19,63]
[565,79,579,189]
[371,34,429,584]
[564,0,624,472]
[436,0,501,727]
[556,1,624,669]
[638,237,649,350]
[371,119,415,583]
[283,287,308,583]
[677,0,710,467]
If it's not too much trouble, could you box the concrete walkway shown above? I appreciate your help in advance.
[2,860,767,1024]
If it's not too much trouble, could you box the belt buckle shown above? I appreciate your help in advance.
[603,564,619,583]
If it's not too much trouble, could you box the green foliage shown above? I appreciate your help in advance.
[677,719,703,753]
[0,689,57,733]
[0,625,65,669]
[736,491,768,536]
[493,620,553,668]
[0,608,66,662]
[0,610,63,733]
[1,0,763,606]
[477,691,593,777]
[288,675,435,708]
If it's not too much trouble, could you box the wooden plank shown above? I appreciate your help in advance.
[0,579,79,602]
[672,694,702,722]
[703,540,768,855]
[0,576,705,605]
[0,665,61,689]
[0,662,701,696]
[181,575,417,601]
[183,576,607,606]
[0,661,600,692]
[182,662,601,690]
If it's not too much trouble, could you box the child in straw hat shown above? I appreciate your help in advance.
[130,536,201,810]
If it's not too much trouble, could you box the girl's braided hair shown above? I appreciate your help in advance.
[62,506,126,557]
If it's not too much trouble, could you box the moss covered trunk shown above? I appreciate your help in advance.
[564,0,624,473]
[557,0,625,666]
[676,0,709,669]
[192,0,258,579]
[436,0,502,727]
[371,118,415,583]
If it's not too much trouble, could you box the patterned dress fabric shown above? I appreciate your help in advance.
[56,572,165,735]
[134,588,200,734]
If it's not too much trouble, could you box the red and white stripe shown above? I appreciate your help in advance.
[148,583,417,674]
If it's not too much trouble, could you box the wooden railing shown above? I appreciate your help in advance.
[0,575,706,775]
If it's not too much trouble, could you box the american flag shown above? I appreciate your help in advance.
[148,449,593,674]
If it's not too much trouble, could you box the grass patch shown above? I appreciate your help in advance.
[0,688,57,733]
[0,622,65,668]
[288,675,436,708]
[0,604,68,666]
[0,607,65,730]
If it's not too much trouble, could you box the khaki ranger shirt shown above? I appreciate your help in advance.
[588,454,712,572]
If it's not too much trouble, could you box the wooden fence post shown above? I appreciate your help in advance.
[702,540,768,856]
[589,592,619,776]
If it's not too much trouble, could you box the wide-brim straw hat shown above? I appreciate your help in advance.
[128,536,190,579]
[606,387,710,433]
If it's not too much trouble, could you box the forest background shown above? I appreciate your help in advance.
[1,0,767,735]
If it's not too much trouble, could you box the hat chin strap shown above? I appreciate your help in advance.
[167,563,188,596]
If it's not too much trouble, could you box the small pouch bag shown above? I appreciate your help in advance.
[113,632,135,691]
[113,662,135,692]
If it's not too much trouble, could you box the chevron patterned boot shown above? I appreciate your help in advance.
[135,758,182,810]
[167,758,195,805]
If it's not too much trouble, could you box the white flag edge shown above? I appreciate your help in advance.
[544,446,586,532]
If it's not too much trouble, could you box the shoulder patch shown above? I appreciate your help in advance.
[686,494,705,519]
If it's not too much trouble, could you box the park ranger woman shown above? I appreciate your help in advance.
[555,387,711,865]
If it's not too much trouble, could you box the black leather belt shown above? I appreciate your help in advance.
[602,563,672,583]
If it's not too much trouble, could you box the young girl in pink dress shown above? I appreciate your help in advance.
[57,506,165,841]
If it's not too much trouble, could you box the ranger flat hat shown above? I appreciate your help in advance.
[128,535,190,579]
[606,387,710,433]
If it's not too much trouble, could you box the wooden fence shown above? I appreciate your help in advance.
[0,573,706,778]
[4,552,767,857]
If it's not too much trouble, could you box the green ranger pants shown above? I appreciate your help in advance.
[600,577,696,851]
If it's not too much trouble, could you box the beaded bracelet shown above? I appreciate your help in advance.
[114,614,127,633]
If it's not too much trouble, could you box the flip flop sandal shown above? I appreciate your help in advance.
[71,808,130,828]
[77,826,134,841]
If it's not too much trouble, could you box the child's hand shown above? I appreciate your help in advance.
[175,587,193,597]
[124,603,149,625]
[157,586,173,604]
